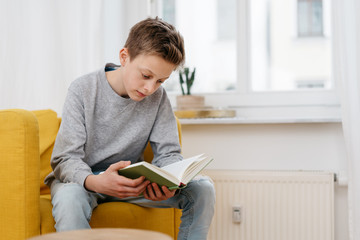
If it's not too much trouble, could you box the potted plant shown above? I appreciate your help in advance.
[176,67,205,109]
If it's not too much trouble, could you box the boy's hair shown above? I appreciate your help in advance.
[124,17,185,68]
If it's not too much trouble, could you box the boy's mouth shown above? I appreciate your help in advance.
[136,90,147,98]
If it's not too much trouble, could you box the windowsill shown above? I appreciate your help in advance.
[178,116,341,125]
[168,91,342,125]
[173,103,342,125]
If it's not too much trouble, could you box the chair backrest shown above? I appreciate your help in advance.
[32,110,61,195]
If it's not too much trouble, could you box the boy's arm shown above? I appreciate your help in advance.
[149,89,183,168]
[50,83,150,198]
[50,83,93,186]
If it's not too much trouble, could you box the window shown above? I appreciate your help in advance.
[298,0,324,37]
[158,0,237,94]
[250,0,332,91]
[149,0,339,119]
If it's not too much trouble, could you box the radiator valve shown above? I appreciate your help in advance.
[232,205,242,223]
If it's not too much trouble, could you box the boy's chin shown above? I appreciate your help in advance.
[132,98,145,102]
[129,94,146,102]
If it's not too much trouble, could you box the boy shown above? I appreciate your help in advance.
[44,17,215,240]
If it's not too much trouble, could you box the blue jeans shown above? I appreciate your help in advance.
[50,176,215,240]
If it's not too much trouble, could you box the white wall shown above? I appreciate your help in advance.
[180,122,348,240]
[103,0,149,65]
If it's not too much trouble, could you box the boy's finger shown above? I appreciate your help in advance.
[143,190,150,199]
[117,181,149,196]
[152,183,164,198]
[146,184,156,199]
[118,175,147,187]
[162,186,176,198]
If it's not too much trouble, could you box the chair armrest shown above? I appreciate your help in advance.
[0,109,40,239]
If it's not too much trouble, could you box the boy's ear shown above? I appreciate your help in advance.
[119,48,129,66]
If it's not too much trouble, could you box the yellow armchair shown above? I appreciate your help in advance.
[0,109,182,240]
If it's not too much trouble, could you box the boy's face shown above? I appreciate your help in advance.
[120,48,176,101]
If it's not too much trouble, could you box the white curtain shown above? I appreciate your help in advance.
[0,0,104,114]
[333,0,360,239]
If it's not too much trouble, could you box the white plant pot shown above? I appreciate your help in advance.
[176,95,205,110]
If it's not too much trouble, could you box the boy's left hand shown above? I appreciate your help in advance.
[144,183,176,201]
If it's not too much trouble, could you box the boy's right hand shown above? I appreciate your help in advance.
[84,161,150,199]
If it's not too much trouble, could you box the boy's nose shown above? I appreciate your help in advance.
[144,81,157,94]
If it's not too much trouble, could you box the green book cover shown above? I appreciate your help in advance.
[118,163,182,189]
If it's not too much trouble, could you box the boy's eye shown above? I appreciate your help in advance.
[142,74,150,79]
[157,80,164,84]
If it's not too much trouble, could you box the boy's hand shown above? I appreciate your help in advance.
[84,161,150,199]
[143,183,176,201]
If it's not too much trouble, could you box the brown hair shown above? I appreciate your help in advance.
[124,17,185,68]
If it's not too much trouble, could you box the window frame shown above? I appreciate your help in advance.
[150,0,341,121]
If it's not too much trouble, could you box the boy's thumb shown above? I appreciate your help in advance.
[109,161,131,171]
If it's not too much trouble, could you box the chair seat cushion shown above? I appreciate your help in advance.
[40,194,179,237]
[40,195,55,234]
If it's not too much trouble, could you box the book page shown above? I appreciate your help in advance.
[181,157,213,184]
[161,154,206,180]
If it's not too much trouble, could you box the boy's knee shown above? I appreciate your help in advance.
[52,183,95,210]
[51,183,97,226]
[199,176,216,200]
[51,183,96,231]
[186,176,216,203]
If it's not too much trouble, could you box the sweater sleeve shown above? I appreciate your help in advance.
[149,89,183,168]
[50,82,93,186]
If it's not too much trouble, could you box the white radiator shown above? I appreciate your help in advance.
[203,170,334,240]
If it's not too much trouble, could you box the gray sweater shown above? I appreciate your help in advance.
[44,63,182,187]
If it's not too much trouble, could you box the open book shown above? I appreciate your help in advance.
[118,154,213,190]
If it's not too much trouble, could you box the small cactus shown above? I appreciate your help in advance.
[179,67,196,95]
